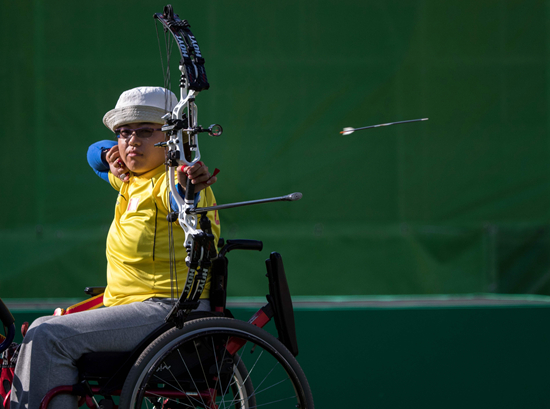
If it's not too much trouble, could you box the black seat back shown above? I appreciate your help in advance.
[265,252,299,356]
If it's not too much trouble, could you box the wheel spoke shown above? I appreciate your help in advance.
[251,377,291,398]
[193,338,217,406]
[245,360,280,397]
[177,348,210,409]
[150,371,205,408]
[144,391,199,408]
[219,339,249,402]
[210,335,230,409]
[224,349,264,408]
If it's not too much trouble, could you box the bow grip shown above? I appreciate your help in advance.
[185,175,195,202]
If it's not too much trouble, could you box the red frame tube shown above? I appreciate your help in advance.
[40,384,217,409]
[226,307,271,355]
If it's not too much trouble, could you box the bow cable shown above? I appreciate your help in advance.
[156,14,179,305]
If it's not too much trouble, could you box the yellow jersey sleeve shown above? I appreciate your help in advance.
[108,171,124,191]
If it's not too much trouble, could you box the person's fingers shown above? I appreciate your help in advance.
[186,164,209,182]
[106,147,121,164]
[194,175,217,192]
[205,175,217,186]
[105,149,114,163]
[177,165,189,183]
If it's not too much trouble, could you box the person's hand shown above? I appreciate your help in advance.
[105,146,130,183]
[177,161,217,193]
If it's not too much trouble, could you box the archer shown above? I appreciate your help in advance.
[9,86,220,409]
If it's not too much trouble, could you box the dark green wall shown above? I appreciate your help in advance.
[1,0,550,298]
[9,299,550,409]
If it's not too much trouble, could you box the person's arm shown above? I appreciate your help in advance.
[87,140,117,182]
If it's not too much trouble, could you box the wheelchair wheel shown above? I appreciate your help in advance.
[119,317,314,409]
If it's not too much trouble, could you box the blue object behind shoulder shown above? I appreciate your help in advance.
[87,140,117,182]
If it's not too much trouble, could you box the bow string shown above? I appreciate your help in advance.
[154,4,221,326]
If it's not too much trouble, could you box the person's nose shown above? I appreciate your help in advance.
[128,132,141,146]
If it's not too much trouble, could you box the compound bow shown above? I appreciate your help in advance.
[153,5,302,327]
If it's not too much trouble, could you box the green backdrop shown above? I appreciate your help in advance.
[1,0,549,298]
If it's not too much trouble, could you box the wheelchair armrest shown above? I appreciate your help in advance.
[84,287,106,297]
[218,239,263,257]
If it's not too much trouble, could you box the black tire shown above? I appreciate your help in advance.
[119,317,314,409]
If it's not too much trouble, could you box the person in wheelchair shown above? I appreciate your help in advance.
[10,86,220,409]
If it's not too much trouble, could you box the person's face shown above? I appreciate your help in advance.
[116,122,165,175]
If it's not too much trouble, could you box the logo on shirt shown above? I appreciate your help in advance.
[127,197,141,212]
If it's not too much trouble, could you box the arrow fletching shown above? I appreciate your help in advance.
[341,127,355,136]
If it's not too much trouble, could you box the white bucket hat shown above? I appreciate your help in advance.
[102,86,178,131]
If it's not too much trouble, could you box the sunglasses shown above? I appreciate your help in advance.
[115,127,162,139]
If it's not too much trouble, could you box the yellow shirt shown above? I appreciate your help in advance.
[104,164,220,307]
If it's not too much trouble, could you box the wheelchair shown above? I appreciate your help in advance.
[0,239,314,409]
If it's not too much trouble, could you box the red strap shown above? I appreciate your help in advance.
[52,294,104,316]
[65,294,104,314]
[208,168,220,182]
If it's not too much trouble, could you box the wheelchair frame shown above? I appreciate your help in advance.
[0,239,311,409]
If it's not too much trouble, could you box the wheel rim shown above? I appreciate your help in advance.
[129,327,307,409]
